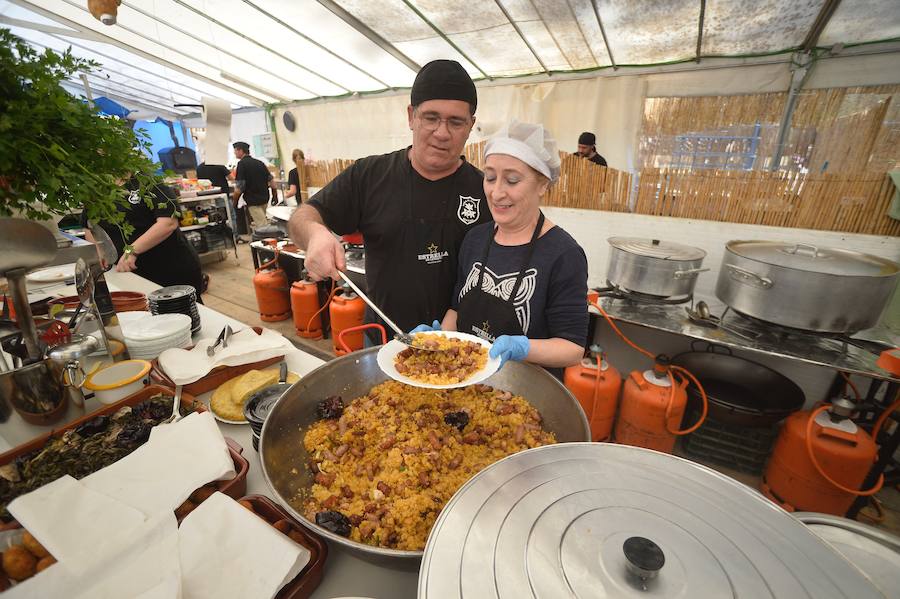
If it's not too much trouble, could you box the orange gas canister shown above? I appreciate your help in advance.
[253,257,291,322]
[290,275,323,339]
[330,286,365,355]
[563,348,622,442]
[614,356,690,453]
[761,399,881,516]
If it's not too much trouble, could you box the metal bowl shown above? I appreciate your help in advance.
[259,347,590,567]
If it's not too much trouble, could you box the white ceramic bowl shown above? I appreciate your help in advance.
[85,359,152,404]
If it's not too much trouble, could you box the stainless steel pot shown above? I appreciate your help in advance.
[259,347,590,567]
[607,237,707,298]
[716,240,900,333]
[796,512,900,598]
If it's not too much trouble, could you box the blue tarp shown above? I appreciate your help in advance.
[93,96,132,119]
[132,118,194,170]
[90,96,195,170]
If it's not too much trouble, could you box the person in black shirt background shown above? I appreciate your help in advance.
[284,148,306,205]
[196,162,231,195]
[289,59,491,341]
[575,131,607,167]
[83,176,204,302]
[232,141,277,231]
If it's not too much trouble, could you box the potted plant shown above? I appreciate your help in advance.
[0,28,162,239]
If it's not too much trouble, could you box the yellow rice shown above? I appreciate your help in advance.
[394,333,488,384]
[296,380,554,550]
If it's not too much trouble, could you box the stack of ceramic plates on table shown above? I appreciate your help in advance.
[122,313,192,360]
[148,285,201,334]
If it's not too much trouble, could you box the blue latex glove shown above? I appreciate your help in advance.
[409,320,441,334]
[489,335,530,368]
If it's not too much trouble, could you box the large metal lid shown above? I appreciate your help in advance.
[796,512,900,597]
[726,240,899,277]
[419,443,882,599]
[608,237,706,261]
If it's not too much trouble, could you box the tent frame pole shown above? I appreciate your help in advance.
[770,52,813,171]
[316,0,421,74]
[168,0,345,95]
[10,0,271,105]
[239,0,392,89]
[590,0,617,69]
[494,0,550,76]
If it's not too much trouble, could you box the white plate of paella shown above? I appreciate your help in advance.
[376,330,501,389]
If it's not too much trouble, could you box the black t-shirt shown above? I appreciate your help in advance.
[589,153,607,167]
[288,167,302,200]
[83,178,200,285]
[452,223,589,347]
[574,151,607,167]
[308,148,491,331]
[235,155,272,206]
[196,163,230,194]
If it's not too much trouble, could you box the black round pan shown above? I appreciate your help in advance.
[672,350,805,427]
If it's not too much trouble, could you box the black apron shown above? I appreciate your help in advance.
[456,212,544,342]
[364,160,463,344]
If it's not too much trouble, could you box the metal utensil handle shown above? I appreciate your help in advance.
[784,243,820,258]
[673,267,710,279]
[278,361,287,384]
[65,362,87,388]
[725,264,774,289]
[337,271,404,336]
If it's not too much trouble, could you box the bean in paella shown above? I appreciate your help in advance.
[394,333,488,384]
[296,380,554,550]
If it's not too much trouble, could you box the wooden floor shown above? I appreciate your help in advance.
[202,243,336,361]
[201,242,900,535]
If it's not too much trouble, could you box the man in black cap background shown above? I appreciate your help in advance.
[576,132,607,167]
[289,59,491,341]
[232,141,277,232]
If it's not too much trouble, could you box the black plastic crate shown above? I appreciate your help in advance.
[202,224,234,251]
[184,230,207,254]
[681,409,780,475]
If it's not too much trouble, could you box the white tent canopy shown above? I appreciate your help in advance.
[3,0,900,119]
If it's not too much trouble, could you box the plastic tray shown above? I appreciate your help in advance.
[150,327,284,396]
[239,494,328,599]
[0,384,249,529]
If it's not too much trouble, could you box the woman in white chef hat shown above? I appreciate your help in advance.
[419,120,589,379]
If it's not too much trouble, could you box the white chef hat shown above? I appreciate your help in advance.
[484,120,561,182]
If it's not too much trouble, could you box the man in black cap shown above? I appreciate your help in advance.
[289,59,491,342]
[576,132,607,167]
[232,141,277,231]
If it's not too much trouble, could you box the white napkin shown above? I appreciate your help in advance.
[179,492,310,599]
[3,512,181,599]
[7,475,147,573]
[83,412,235,517]
[158,327,294,385]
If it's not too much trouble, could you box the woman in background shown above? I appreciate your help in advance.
[285,148,307,204]
[84,175,204,302]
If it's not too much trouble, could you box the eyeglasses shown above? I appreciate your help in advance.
[416,111,472,133]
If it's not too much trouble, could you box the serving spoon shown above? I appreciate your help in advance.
[336,271,442,351]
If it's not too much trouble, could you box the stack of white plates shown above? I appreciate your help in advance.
[123,313,192,360]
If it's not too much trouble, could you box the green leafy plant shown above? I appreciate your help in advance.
[0,28,162,236]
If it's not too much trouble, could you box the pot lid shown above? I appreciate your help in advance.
[608,237,706,261]
[419,443,881,599]
[726,241,899,277]
[796,512,900,597]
